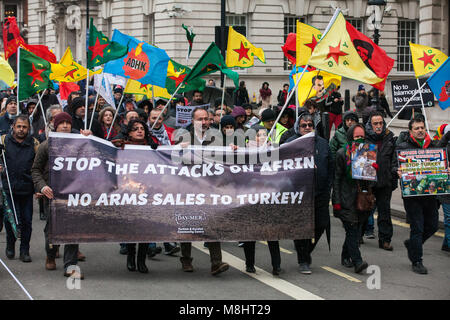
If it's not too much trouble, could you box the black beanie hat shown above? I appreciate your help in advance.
[220,115,236,128]
[5,96,17,107]
[71,96,86,114]
[261,109,276,122]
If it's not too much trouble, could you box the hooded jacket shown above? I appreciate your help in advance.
[329,111,358,159]
[365,120,397,188]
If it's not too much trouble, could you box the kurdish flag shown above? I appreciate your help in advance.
[307,10,393,90]
[165,59,205,94]
[296,22,321,67]
[104,30,170,87]
[427,57,450,110]
[226,26,265,68]
[184,42,239,88]
[50,47,101,83]
[87,18,128,69]
[410,42,448,78]
[0,53,15,90]
[124,80,171,100]
[18,48,51,101]
[293,69,341,106]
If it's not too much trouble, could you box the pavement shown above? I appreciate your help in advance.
[0,199,448,301]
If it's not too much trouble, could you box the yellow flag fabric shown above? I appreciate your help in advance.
[226,26,265,68]
[307,12,384,85]
[124,79,171,100]
[50,47,101,82]
[296,21,322,67]
[293,70,341,106]
[410,42,448,78]
[0,53,15,89]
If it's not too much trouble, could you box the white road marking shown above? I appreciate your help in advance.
[0,258,34,300]
[192,243,323,300]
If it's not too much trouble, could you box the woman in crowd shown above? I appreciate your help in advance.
[258,82,272,108]
[332,123,373,274]
[231,106,247,131]
[112,119,158,273]
[99,106,121,140]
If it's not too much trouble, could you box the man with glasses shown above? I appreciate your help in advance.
[365,111,397,251]
[282,112,333,274]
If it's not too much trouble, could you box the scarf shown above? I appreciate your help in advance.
[410,133,431,149]
[260,88,272,100]
[151,124,170,146]
[102,125,118,140]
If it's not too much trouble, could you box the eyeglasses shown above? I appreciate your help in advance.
[300,123,314,128]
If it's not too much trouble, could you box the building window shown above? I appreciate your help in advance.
[347,18,363,32]
[284,16,305,70]
[397,20,417,72]
[4,4,18,17]
[226,14,246,34]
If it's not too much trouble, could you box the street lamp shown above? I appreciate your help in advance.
[367,0,386,111]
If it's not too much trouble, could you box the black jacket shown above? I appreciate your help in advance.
[365,123,398,189]
[0,113,14,136]
[71,114,103,139]
[327,91,344,115]
[1,134,38,195]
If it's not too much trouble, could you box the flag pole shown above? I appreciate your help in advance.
[16,47,20,116]
[219,75,227,131]
[28,91,43,119]
[38,93,47,127]
[84,69,90,130]
[89,72,103,131]
[264,64,309,146]
[1,149,19,226]
[416,78,430,135]
[151,84,155,109]
[151,81,184,130]
[106,79,128,140]
[386,81,428,129]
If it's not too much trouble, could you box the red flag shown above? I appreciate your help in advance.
[281,33,296,65]
[346,21,394,91]
[59,82,80,100]
[3,16,25,59]
[23,44,57,63]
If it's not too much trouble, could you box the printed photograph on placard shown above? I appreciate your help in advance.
[351,142,378,181]
[397,148,450,197]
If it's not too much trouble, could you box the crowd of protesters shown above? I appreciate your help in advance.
[0,78,448,281]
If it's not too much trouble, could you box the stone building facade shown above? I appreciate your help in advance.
[1,0,449,125]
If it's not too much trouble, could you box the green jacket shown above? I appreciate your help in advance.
[329,126,348,160]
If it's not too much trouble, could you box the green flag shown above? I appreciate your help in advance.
[87,18,128,69]
[166,59,205,94]
[18,48,51,101]
[183,42,239,88]
[182,24,195,59]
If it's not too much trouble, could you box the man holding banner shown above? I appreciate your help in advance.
[394,116,439,275]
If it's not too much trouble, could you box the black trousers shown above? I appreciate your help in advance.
[294,225,326,264]
[243,241,280,269]
[374,186,393,243]
[403,197,439,263]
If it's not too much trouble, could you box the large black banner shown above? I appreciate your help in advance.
[48,132,315,244]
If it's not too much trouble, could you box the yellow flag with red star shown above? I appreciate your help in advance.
[124,79,171,99]
[410,42,448,78]
[307,11,385,88]
[50,47,101,83]
[226,26,265,68]
[296,21,322,67]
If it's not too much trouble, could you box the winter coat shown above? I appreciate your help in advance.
[365,123,397,189]
[260,121,287,145]
[332,126,373,223]
[327,91,344,115]
[0,113,14,136]
[234,87,249,106]
[1,133,39,196]
[71,114,103,139]
[437,132,450,203]
[31,139,49,193]
[329,126,347,160]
